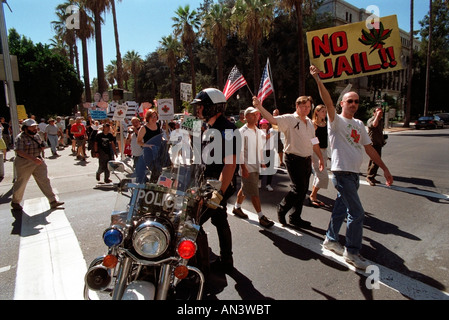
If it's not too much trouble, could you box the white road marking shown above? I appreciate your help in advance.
[227,205,449,300]
[0,265,11,273]
[14,197,90,300]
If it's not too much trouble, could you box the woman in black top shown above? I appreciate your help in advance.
[137,109,161,146]
[310,104,329,207]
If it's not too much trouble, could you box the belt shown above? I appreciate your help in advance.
[285,153,311,160]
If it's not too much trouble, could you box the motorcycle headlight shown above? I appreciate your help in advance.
[132,220,170,258]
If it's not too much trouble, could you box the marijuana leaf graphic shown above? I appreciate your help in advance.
[358,22,392,54]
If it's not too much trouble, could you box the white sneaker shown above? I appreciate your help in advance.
[322,237,344,256]
[343,249,370,270]
[266,185,274,192]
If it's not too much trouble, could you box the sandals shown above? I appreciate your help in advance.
[309,198,325,208]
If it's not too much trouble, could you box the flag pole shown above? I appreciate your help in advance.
[246,84,254,97]
[267,58,277,109]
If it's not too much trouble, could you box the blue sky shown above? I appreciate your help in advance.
[3,0,428,84]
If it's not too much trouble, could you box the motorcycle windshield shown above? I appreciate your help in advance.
[138,132,204,191]
[113,132,205,219]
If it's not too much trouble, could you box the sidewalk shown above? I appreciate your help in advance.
[384,122,414,133]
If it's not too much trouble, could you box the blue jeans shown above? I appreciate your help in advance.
[326,171,365,254]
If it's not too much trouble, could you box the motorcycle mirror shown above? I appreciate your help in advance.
[108,161,126,173]
[206,179,222,191]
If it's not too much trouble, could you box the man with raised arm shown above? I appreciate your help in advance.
[310,65,393,270]
[252,95,324,229]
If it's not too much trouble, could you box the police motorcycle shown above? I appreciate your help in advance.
[83,131,221,300]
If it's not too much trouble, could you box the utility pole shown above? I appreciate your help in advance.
[424,0,432,116]
[404,0,414,127]
[0,0,20,141]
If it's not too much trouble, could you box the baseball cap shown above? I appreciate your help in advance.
[259,118,269,125]
[23,119,38,127]
[244,107,259,117]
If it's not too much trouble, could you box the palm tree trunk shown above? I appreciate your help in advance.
[170,66,177,110]
[74,41,81,80]
[111,0,124,89]
[94,11,107,94]
[81,37,92,102]
[188,45,196,97]
[217,46,224,89]
[253,39,260,94]
[296,0,306,96]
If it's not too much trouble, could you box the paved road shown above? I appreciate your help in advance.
[0,127,448,300]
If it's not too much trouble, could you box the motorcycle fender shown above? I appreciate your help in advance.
[121,281,156,300]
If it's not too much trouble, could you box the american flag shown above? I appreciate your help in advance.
[257,60,273,104]
[223,66,247,100]
[158,176,173,188]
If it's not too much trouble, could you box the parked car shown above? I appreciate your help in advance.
[435,113,449,125]
[414,115,445,129]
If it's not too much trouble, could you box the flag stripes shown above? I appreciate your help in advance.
[257,60,273,104]
[223,65,248,100]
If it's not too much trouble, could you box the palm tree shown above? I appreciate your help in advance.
[105,61,117,89]
[110,0,124,89]
[124,50,142,101]
[52,2,78,71]
[85,0,110,95]
[73,0,95,103]
[172,5,201,97]
[203,3,231,89]
[49,34,69,59]
[277,0,314,96]
[231,0,274,93]
[158,35,182,108]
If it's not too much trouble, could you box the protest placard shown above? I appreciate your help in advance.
[112,105,128,121]
[307,15,403,83]
[158,99,174,121]
[90,110,108,120]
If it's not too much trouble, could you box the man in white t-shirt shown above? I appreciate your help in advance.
[232,107,274,228]
[253,96,324,229]
[310,65,393,271]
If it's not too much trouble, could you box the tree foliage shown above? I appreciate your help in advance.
[0,29,83,120]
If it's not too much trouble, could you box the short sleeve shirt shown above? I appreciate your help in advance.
[45,124,59,136]
[328,114,372,173]
[275,113,316,157]
[15,132,43,158]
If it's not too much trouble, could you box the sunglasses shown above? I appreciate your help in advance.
[344,99,359,104]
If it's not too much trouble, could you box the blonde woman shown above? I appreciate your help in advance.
[310,104,329,207]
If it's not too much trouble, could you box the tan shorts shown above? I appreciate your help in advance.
[242,171,259,197]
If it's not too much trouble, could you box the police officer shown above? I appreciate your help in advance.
[191,88,239,272]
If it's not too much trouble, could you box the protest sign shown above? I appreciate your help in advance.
[17,105,27,120]
[180,115,203,137]
[112,105,128,121]
[158,99,174,121]
[307,15,403,83]
[90,110,108,120]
